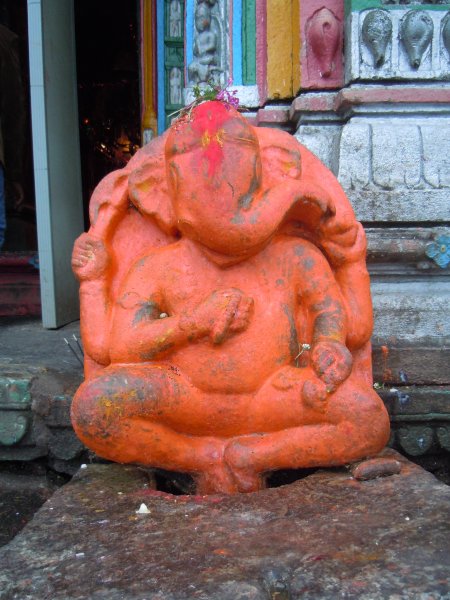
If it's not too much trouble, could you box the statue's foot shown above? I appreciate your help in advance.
[195,449,264,495]
[229,468,265,494]
[224,439,265,494]
[195,463,239,495]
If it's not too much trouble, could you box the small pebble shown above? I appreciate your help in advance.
[136,503,151,514]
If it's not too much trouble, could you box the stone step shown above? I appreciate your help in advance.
[1,450,449,599]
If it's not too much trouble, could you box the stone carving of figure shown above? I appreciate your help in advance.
[188,1,221,85]
[71,101,390,495]
[169,67,182,105]
[169,0,182,38]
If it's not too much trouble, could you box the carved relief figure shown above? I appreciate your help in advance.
[306,8,341,78]
[188,1,221,85]
[400,10,433,68]
[362,10,393,68]
[71,101,390,495]
[169,0,182,38]
[169,67,182,105]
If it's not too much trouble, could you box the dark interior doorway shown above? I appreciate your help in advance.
[0,0,37,253]
[74,0,141,226]
[0,0,39,317]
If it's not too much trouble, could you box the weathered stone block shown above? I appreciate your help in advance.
[1,453,449,599]
[337,116,450,221]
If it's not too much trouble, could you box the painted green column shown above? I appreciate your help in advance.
[242,0,256,85]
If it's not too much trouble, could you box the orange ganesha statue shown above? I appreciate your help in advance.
[71,101,390,494]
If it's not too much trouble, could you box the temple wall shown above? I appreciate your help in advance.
[293,0,450,458]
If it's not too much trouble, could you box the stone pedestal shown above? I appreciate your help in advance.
[1,450,449,599]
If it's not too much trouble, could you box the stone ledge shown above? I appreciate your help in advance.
[1,450,449,599]
[290,85,450,123]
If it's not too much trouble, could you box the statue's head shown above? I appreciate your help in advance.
[166,101,263,255]
[195,3,211,32]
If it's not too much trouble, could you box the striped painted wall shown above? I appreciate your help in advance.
[141,1,347,132]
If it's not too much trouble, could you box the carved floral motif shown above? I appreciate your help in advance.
[362,10,393,68]
[400,10,433,68]
[426,234,450,268]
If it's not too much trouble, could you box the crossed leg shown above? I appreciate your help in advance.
[71,364,242,493]
[71,363,389,494]
[223,373,390,492]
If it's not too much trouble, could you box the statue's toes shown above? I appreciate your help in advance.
[223,440,265,493]
[232,469,265,494]
[195,464,238,495]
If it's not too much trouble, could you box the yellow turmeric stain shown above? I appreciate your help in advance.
[201,131,211,147]
[215,129,225,146]
[201,129,224,147]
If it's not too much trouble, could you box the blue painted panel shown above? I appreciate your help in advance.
[157,1,165,134]
[185,0,194,73]
[232,0,242,85]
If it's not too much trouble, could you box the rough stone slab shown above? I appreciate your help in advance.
[1,451,449,599]
[0,473,56,548]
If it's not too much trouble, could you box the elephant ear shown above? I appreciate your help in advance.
[88,168,130,241]
[128,153,177,236]
[258,128,302,186]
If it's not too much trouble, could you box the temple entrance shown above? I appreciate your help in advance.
[74,0,141,225]
[0,0,141,318]
[0,0,39,316]
[0,0,36,254]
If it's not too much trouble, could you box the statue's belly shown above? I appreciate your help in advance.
[171,309,296,394]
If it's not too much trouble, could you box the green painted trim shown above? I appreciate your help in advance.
[346,0,450,14]
[163,0,185,130]
[0,378,31,409]
[242,0,256,85]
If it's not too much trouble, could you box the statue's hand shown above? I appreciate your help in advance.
[72,233,110,281]
[183,289,254,344]
[319,220,367,267]
[303,378,329,412]
[310,340,352,391]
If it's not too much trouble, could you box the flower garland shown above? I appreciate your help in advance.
[170,78,240,125]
